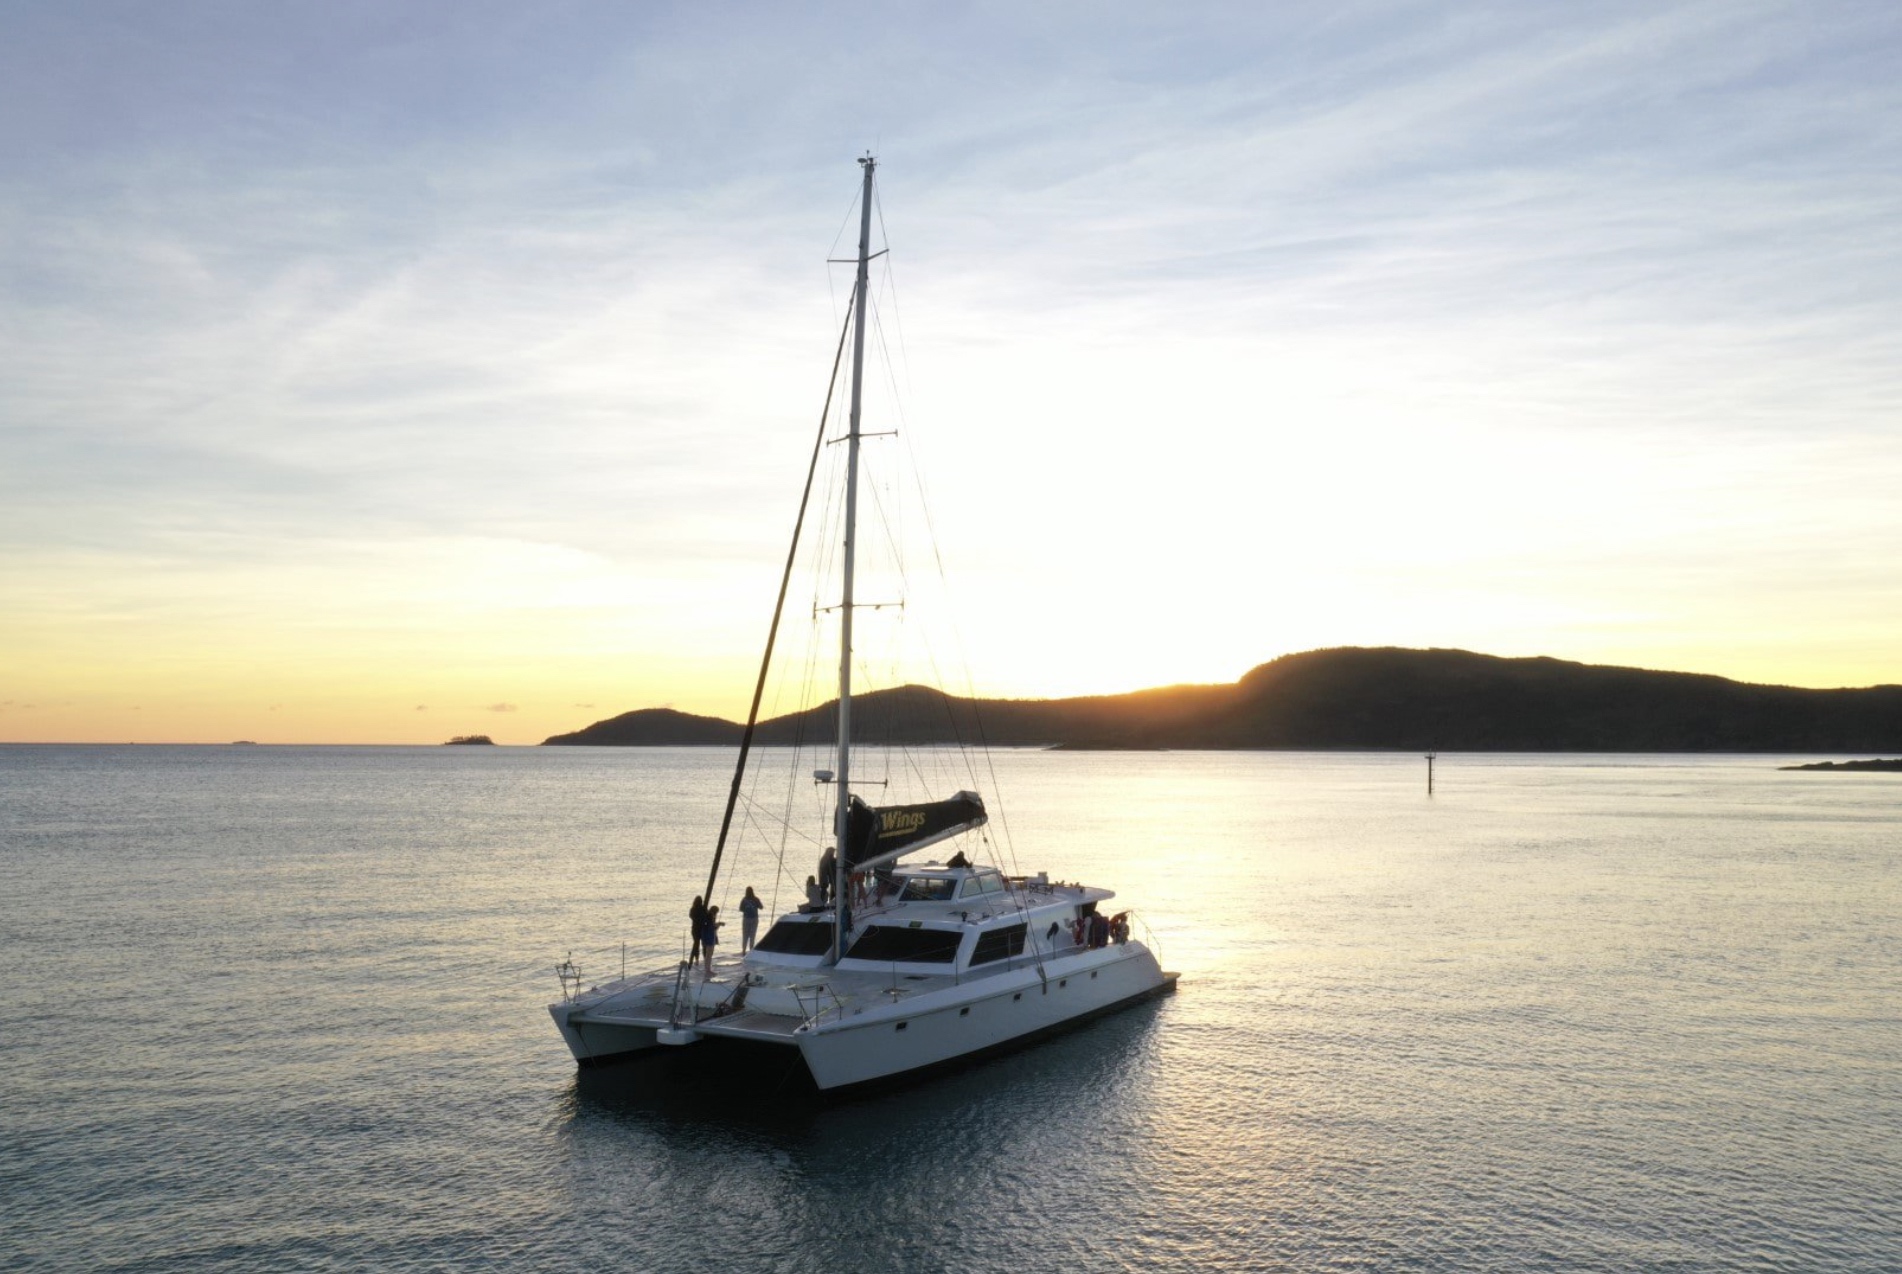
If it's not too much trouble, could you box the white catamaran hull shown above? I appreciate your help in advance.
[795,946,1174,1090]
[549,1008,660,1065]
[551,939,1176,1091]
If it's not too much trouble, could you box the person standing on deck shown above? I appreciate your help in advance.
[700,906,721,978]
[738,886,763,953]
[688,895,709,963]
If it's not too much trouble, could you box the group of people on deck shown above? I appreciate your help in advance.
[687,886,767,977]
[1073,908,1132,949]
[802,865,886,911]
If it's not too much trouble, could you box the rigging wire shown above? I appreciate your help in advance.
[825,182,867,328]
[700,297,855,912]
[854,292,997,814]
[733,171,1022,934]
[892,402,1025,878]
[868,265,914,444]
[844,205,1019,870]
[872,183,917,402]
[738,301,857,919]
[745,349,852,911]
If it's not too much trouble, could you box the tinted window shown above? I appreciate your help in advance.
[899,878,956,901]
[754,919,836,956]
[970,923,1026,966]
[958,873,1003,898]
[845,925,961,963]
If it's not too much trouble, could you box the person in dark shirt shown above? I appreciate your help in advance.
[688,895,709,962]
[700,906,721,978]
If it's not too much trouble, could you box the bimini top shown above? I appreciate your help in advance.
[842,790,987,873]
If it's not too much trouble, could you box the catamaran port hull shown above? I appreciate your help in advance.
[551,1005,662,1067]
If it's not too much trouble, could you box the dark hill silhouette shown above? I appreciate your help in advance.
[1210,648,1902,751]
[545,707,745,747]
[542,647,1902,752]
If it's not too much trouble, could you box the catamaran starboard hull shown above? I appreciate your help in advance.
[796,947,1177,1090]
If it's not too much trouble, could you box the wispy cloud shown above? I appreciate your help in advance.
[3,2,1900,740]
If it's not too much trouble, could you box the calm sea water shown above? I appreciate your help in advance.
[2,745,1897,1272]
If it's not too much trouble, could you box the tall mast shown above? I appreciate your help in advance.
[831,153,876,961]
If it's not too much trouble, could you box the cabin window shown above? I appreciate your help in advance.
[898,877,956,902]
[959,872,1004,899]
[969,923,1027,967]
[753,919,836,956]
[845,925,961,963]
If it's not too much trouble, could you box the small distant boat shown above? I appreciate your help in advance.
[549,156,1176,1091]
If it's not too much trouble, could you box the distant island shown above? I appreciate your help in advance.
[1779,758,1902,771]
[542,647,1902,753]
[444,735,495,746]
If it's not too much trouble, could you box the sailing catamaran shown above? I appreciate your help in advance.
[549,156,1176,1091]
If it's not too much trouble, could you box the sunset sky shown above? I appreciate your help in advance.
[4,2,1900,744]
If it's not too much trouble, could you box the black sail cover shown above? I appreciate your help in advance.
[842,790,988,872]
